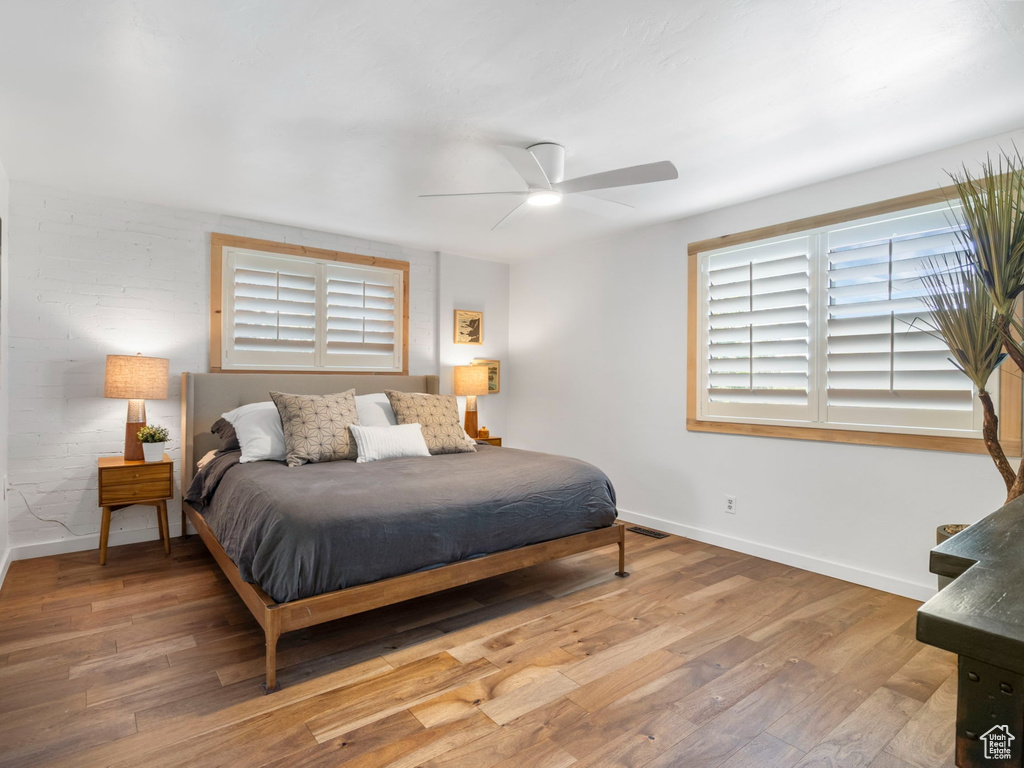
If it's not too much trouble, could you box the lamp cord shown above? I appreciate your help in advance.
[9,481,181,539]
[11,485,92,537]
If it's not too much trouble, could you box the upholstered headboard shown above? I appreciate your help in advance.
[180,372,440,491]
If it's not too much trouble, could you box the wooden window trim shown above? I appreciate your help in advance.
[210,233,411,375]
[686,188,1023,456]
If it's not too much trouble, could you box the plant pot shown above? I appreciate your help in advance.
[142,442,165,462]
[936,524,969,591]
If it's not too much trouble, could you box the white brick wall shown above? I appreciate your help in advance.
[0,159,10,578]
[8,182,439,549]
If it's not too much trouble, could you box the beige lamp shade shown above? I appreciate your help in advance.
[104,354,169,400]
[453,365,488,396]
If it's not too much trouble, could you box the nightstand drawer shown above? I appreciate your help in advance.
[478,437,502,446]
[100,463,171,487]
[100,479,173,506]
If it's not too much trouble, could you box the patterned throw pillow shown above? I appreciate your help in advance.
[385,391,476,455]
[270,390,360,467]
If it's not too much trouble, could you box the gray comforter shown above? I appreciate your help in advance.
[185,445,617,603]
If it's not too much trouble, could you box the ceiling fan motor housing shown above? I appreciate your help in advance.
[527,143,565,185]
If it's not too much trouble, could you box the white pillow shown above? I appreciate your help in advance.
[222,401,287,463]
[350,424,431,464]
[355,393,398,427]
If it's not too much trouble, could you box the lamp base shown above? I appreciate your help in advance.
[124,399,146,461]
[463,409,479,439]
[124,421,145,461]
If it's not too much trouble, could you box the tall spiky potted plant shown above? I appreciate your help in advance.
[922,150,1024,504]
[920,150,1024,586]
[921,255,1008,488]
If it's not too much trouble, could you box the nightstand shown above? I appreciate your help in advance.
[477,437,502,446]
[97,455,174,565]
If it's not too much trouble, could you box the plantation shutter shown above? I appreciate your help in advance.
[227,252,318,368]
[824,207,978,431]
[222,248,404,372]
[703,236,813,422]
[322,264,402,370]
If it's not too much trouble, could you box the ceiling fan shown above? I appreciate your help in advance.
[420,143,678,229]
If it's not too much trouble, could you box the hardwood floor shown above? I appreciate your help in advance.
[0,529,956,767]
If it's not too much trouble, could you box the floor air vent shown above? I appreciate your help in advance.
[626,526,669,539]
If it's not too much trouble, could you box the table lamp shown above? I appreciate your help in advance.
[104,354,169,461]
[453,365,488,438]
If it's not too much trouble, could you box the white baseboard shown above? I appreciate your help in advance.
[0,547,11,593]
[6,522,186,565]
[618,508,936,603]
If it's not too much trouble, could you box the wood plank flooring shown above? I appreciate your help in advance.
[0,529,957,767]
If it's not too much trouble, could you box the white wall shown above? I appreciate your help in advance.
[508,128,1024,601]
[438,252,510,440]
[6,182,443,556]
[0,157,10,585]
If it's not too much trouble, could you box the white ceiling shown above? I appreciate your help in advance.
[1,1,1023,262]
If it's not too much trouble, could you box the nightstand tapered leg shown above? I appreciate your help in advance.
[99,507,111,566]
[157,501,170,555]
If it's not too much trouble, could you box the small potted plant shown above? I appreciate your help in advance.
[137,424,170,462]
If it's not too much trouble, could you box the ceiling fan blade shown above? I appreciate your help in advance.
[491,201,529,231]
[497,145,551,189]
[419,191,527,198]
[580,192,635,209]
[555,160,678,194]
[563,193,636,218]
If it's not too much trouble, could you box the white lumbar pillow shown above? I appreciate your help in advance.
[222,401,287,463]
[350,423,431,464]
[355,393,399,427]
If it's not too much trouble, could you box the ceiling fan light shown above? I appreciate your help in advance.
[527,189,562,207]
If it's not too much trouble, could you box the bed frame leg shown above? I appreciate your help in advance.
[615,524,630,578]
[261,614,281,694]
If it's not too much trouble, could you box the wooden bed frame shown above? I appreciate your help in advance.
[180,372,628,692]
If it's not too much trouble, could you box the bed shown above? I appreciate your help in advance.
[180,372,627,692]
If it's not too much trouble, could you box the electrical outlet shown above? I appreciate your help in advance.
[725,495,737,514]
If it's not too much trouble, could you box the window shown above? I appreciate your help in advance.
[210,234,409,373]
[687,191,1022,455]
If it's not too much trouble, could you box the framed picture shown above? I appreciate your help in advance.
[454,309,483,345]
[472,359,501,394]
